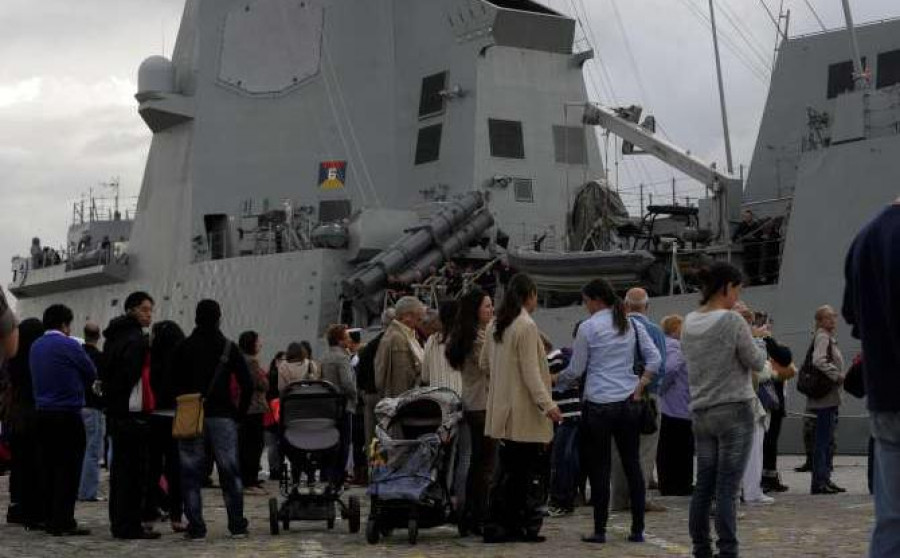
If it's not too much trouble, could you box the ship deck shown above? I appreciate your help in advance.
[0,455,874,557]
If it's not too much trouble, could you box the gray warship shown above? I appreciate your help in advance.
[9,0,900,451]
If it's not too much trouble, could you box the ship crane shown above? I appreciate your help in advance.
[581,102,742,244]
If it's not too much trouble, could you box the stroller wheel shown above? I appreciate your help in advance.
[407,518,418,545]
[268,498,279,536]
[348,496,361,534]
[365,518,380,544]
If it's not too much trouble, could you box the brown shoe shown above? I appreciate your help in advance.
[645,501,668,512]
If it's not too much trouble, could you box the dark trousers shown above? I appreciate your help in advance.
[550,419,581,510]
[762,411,784,473]
[8,418,43,526]
[486,439,549,537]
[803,412,838,466]
[657,414,694,496]
[351,408,367,479]
[239,414,265,487]
[145,414,183,522]
[464,410,496,528]
[109,415,151,538]
[583,400,645,536]
[35,411,86,533]
[812,406,839,488]
[333,413,352,486]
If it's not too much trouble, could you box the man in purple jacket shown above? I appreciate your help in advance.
[29,304,96,536]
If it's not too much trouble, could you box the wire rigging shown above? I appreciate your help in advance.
[802,0,828,32]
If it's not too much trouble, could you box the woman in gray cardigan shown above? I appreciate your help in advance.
[807,305,845,494]
[681,262,767,558]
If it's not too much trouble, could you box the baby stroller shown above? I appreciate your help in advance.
[268,380,361,535]
[366,387,468,545]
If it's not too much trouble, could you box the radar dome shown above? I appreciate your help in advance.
[137,56,175,99]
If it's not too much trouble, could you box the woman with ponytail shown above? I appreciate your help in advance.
[680,262,767,558]
[481,273,560,543]
[556,278,661,545]
[445,287,494,535]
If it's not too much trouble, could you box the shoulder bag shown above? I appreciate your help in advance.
[631,319,659,435]
[173,340,232,440]
[796,337,836,400]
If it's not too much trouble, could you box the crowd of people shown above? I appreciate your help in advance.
[0,198,897,557]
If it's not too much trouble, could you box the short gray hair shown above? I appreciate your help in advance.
[624,288,649,311]
[394,296,424,318]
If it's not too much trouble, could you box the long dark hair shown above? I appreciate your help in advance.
[445,287,487,370]
[150,320,186,408]
[582,278,629,335]
[494,273,537,342]
[697,262,744,305]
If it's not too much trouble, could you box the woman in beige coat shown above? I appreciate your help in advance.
[481,273,560,544]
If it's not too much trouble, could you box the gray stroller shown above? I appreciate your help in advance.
[268,380,361,535]
[365,387,468,545]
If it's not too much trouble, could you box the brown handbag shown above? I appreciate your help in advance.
[172,341,232,440]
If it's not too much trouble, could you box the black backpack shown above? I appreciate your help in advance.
[355,332,384,395]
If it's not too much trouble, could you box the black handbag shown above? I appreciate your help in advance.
[631,319,659,435]
[796,338,836,399]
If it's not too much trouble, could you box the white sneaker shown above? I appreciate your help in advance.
[745,494,775,505]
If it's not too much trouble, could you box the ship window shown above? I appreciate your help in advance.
[319,199,352,223]
[489,119,525,159]
[877,50,900,89]
[415,124,443,165]
[827,58,866,99]
[513,178,534,202]
[553,125,587,164]
[203,214,229,260]
[418,72,447,118]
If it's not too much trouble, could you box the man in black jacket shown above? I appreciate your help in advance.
[174,299,252,540]
[102,291,160,540]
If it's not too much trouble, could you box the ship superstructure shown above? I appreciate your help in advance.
[10,0,606,353]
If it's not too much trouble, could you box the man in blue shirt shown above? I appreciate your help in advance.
[612,288,669,512]
[30,304,96,536]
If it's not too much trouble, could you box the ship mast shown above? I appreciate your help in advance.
[708,0,734,175]
[841,0,868,89]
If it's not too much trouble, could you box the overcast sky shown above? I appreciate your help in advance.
[1,0,897,306]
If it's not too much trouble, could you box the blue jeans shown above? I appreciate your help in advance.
[78,408,105,500]
[179,417,248,536]
[550,419,581,510]
[812,406,838,489]
[870,411,900,557]
[690,402,754,558]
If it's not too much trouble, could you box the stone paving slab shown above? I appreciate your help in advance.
[0,455,873,557]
